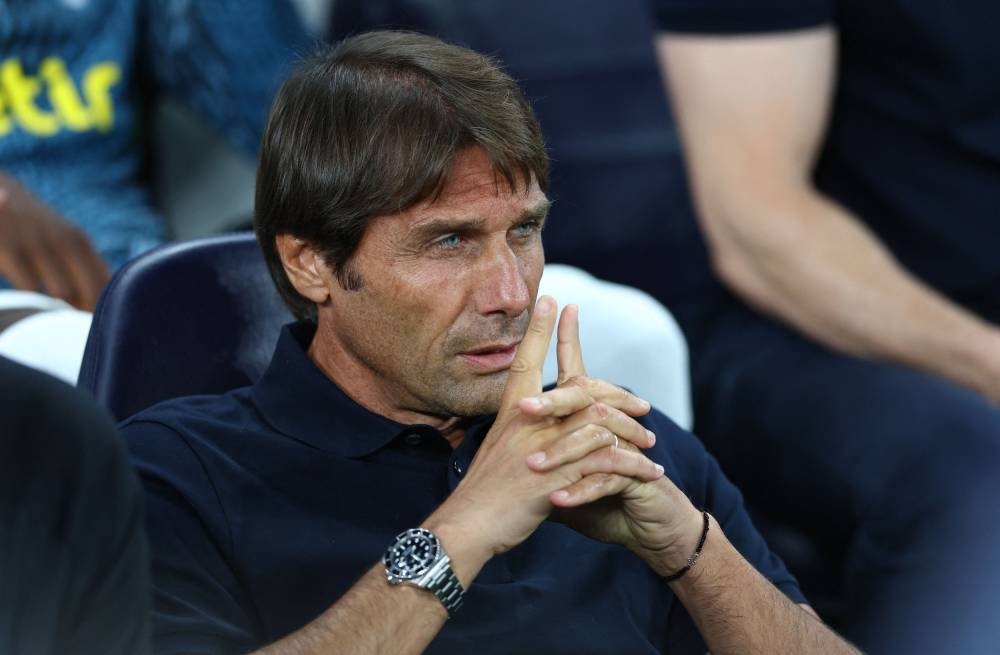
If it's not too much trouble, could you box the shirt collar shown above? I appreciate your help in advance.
[252,321,445,458]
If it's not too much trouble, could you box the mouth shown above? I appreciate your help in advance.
[457,342,521,373]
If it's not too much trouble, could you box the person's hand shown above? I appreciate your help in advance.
[0,172,109,310]
[523,305,705,578]
[429,296,666,561]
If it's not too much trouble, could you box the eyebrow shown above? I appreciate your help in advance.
[409,200,552,243]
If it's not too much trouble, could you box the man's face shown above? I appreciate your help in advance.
[312,147,549,422]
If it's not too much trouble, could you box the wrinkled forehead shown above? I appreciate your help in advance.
[421,147,548,213]
[364,147,550,240]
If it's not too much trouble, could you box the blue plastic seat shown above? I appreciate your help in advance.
[78,232,292,421]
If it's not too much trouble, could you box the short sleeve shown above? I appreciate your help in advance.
[649,0,835,34]
[123,419,261,654]
[646,411,807,604]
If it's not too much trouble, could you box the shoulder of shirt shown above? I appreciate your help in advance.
[119,385,256,436]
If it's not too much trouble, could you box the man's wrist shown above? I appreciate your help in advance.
[637,504,707,578]
[421,511,494,589]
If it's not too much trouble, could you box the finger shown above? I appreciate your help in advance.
[580,378,652,417]
[518,384,595,418]
[0,244,43,292]
[526,423,617,470]
[548,440,664,489]
[55,228,109,310]
[556,303,587,384]
[550,473,631,508]
[529,376,652,418]
[35,239,79,305]
[499,295,557,412]
[558,401,656,450]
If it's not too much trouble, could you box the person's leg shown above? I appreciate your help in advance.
[687,305,1000,654]
[0,357,149,655]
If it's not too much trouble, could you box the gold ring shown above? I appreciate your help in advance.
[612,434,619,449]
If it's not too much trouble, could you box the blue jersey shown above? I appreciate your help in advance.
[0,0,308,269]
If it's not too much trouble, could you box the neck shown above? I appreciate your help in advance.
[307,320,471,449]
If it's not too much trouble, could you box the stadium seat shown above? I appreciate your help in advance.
[78,232,291,421]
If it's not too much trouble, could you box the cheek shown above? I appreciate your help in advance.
[368,277,464,357]
[521,242,545,297]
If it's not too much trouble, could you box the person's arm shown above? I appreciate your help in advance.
[656,28,1000,402]
[524,306,858,653]
[253,517,489,655]
[666,513,857,654]
[249,297,663,654]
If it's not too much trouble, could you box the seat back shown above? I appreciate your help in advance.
[78,232,292,421]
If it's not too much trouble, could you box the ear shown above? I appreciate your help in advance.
[274,234,332,305]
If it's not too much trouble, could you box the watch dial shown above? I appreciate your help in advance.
[384,528,441,580]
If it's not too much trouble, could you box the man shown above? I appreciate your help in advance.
[0,356,149,654]
[652,1,1000,652]
[124,31,856,654]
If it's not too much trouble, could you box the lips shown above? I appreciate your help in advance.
[458,342,520,372]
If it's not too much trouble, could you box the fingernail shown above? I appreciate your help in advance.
[655,464,664,476]
[646,430,656,445]
[535,297,552,315]
[551,490,569,502]
[526,451,546,466]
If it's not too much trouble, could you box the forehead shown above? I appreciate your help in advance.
[395,148,548,229]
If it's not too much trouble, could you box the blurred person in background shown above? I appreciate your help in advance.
[653,1,1000,653]
[0,0,309,380]
[0,355,150,654]
[0,0,307,307]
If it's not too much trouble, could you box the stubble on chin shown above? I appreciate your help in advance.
[428,367,510,418]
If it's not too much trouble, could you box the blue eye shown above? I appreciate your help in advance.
[434,234,463,249]
[512,221,540,237]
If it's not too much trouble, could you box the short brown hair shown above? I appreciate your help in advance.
[254,30,550,319]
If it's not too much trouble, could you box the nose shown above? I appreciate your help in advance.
[477,241,532,317]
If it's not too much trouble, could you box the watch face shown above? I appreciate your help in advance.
[384,528,441,581]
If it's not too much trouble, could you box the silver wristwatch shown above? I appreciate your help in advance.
[383,528,465,617]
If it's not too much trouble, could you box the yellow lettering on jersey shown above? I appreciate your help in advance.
[82,62,121,133]
[0,92,12,136]
[1,59,60,136]
[0,57,121,138]
[41,57,93,132]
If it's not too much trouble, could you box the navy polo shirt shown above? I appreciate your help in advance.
[652,0,1000,316]
[124,322,804,654]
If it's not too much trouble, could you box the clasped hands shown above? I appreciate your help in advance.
[443,296,703,578]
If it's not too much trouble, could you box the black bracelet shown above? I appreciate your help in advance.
[663,510,711,583]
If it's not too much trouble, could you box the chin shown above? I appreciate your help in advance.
[437,378,505,417]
